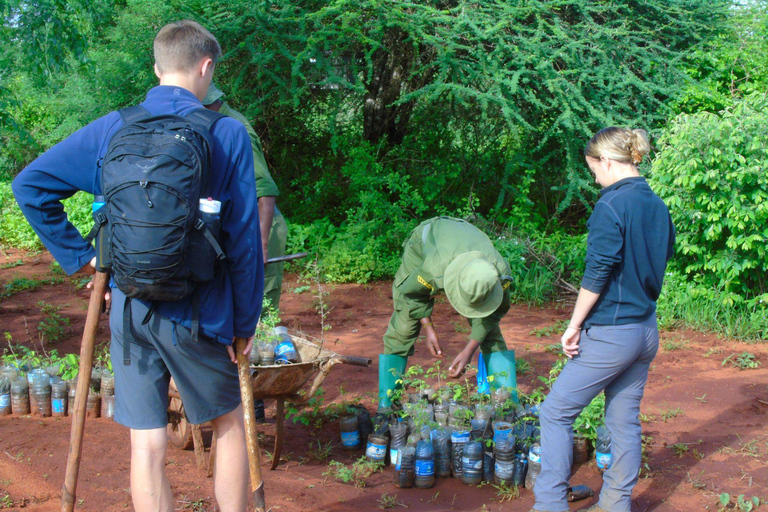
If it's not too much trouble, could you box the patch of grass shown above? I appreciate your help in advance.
[515,357,531,375]
[662,339,689,351]
[703,347,724,358]
[722,352,762,370]
[661,407,684,422]
[639,412,656,423]
[688,470,707,490]
[177,496,210,511]
[0,277,63,300]
[0,259,23,270]
[640,435,654,478]
[323,457,384,488]
[308,440,333,462]
[451,320,470,334]
[377,492,407,510]
[529,320,569,338]
[492,482,520,503]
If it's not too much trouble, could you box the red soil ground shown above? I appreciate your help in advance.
[0,248,766,511]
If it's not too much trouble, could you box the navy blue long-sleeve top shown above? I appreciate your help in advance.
[12,86,263,343]
[581,176,675,327]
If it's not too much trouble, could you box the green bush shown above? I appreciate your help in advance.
[0,182,93,251]
[652,94,768,302]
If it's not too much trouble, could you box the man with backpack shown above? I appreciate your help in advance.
[12,20,261,512]
[202,83,289,423]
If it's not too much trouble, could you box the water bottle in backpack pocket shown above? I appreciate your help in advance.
[188,198,222,282]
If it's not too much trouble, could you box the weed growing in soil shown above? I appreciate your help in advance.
[722,352,762,370]
[529,320,569,338]
[377,492,407,510]
[720,493,763,511]
[0,276,63,299]
[0,493,12,509]
[37,301,70,343]
[672,443,689,458]
[704,347,724,357]
[639,412,656,423]
[492,482,520,502]
[662,339,689,351]
[661,407,684,422]
[308,440,333,462]
[177,496,210,511]
[323,457,383,488]
[640,435,654,478]
[515,357,531,375]
[0,259,23,270]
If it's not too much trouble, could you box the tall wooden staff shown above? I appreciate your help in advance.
[61,271,109,512]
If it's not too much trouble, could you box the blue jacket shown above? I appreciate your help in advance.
[12,86,263,343]
[581,177,675,327]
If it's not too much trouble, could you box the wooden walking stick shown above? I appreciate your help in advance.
[235,336,266,511]
[61,271,109,512]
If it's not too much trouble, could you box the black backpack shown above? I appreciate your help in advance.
[88,105,227,362]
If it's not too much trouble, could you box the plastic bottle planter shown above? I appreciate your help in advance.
[274,327,299,364]
[100,372,116,419]
[492,421,513,445]
[339,415,361,450]
[51,381,68,418]
[86,390,101,419]
[389,421,408,465]
[393,446,416,489]
[595,426,612,473]
[257,340,277,366]
[525,443,542,489]
[431,429,451,478]
[494,438,515,486]
[483,448,495,483]
[512,453,528,487]
[414,439,435,489]
[450,429,470,478]
[30,378,52,417]
[572,434,590,466]
[366,434,388,463]
[470,418,487,441]
[475,404,494,422]
[11,379,30,415]
[461,440,484,486]
[0,376,10,416]
[67,379,77,414]
[248,346,261,366]
[353,405,373,446]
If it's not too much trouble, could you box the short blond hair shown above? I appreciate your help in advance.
[585,127,651,165]
[154,20,222,74]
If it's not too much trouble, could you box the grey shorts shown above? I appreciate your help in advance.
[109,290,241,430]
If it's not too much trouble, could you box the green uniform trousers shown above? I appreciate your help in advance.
[263,208,288,311]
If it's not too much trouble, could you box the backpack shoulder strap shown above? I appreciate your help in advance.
[118,105,152,125]
[185,108,225,133]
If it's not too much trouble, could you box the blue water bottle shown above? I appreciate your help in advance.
[273,327,299,364]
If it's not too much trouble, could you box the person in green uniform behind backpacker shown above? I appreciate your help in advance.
[203,83,288,312]
[378,216,519,411]
[203,83,288,422]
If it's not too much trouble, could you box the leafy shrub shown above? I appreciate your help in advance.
[652,94,768,301]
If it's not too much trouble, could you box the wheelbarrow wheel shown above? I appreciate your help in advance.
[167,381,193,450]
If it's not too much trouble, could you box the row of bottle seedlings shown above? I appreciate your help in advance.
[337,382,612,491]
[0,364,115,419]
[248,326,301,366]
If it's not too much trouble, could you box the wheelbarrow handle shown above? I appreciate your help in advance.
[266,252,308,265]
[335,355,372,367]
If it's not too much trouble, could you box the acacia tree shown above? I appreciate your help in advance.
[205,0,729,215]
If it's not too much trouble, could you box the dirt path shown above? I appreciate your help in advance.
[1,248,766,511]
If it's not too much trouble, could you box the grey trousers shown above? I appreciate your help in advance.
[533,316,658,512]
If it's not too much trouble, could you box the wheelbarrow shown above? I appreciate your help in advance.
[167,332,371,470]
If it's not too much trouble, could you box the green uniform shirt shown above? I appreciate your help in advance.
[218,103,279,198]
[393,217,511,344]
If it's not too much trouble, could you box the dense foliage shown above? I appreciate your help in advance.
[1,1,767,339]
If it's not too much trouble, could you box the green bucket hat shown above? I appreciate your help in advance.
[444,251,503,318]
[202,82,225,105]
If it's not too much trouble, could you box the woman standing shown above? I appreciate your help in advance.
[531,128,675,512]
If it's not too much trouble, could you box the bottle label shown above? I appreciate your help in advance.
[451,431,470,444]
[0,394,9,408]
[415,459,434,476]
[529,451,541,463]
[394,449,402,470]
[341,430,360,447]
[52,398,65,413]
[366,441,386,460]
[462,457,483,470]
[596,451,612,470]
